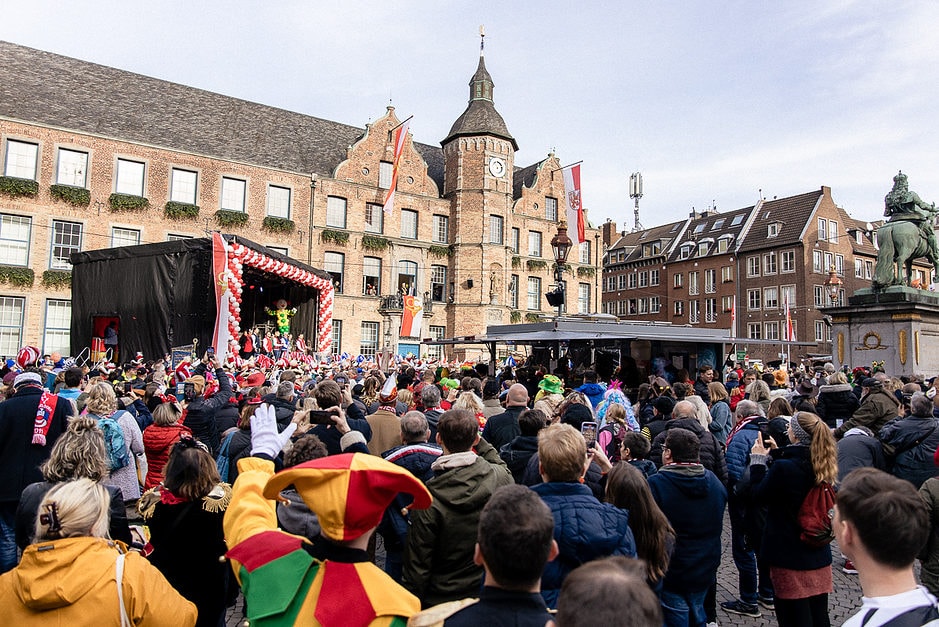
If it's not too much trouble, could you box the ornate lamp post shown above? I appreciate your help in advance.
[824,265,843,305]
[547,223,573,318]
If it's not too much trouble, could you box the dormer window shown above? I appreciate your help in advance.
[717,236,732,253]
[767,222,780,237]
[679,244,692,260]
[697,242,709,257]
[711,219,725,231]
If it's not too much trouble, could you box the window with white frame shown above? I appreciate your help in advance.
[364,203,383,234]
[628,299,637,315]
[362,257,381,295]
[4,140,38,179]
[689,300,700,324]
[747,323,761,340]
[704,269,716,293]
[433,215,449,243]
[688,271,699,296]
[835,254,844,276]
[578,283,590,314]
[747,256,760,277]
[56,148,88,187]
[170,168,197,204]
[813,250,823,273]
[0,215,30,267]
[781,250,795,273]
[764,321,780,340]
[326,196,347,228]
[545,197,558,222]
[628,273,637,289]
[649,269,659,286]
[721,266,734,282]
[166,234,191,241]
[674,300,684,316]
[220,176,246,212]
[360,321,379,358]
[830,221,838,243]
[43,299,71,356]
[617,275,626,290]
[331,320,342,356]
[781,285,796,308]
[717,237,730,253]
[815,320,825,342]
[638,271,648,288]
[673,273,683,288]
[638,298,649,314]
[814,285,825,307]
[748,288,761,310]
[427,325,446,360]
[431,265,447,302]
[510,228,520,254]
[509,275,519,309]
[527,277,541,310]
[111,227,140,248]
[763,253,777,275]
[722,295,734,312]
[580,241,591,264]
[679,245,692,260]
[705,298,717,323]
[115,158,145,196]
[824,252,834,272]
[397,260,417,294]
[697,242,709,257]
[489,215,504,244]
[650,296,660,313]
[528,231,542,257]
[379,161,393,189]
[400,209,417,238]
[0,296,25,355]
[864,261,873,279]
[51,220,81,270]
[855,259,863,278]
[818,218,827,241]
[764,286,779,309]
[324,252,344,293]
[767,223,780,237]
[267,185,291,219]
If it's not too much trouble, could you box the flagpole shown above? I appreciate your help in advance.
[553,160,584,174]
[386,115,414,140]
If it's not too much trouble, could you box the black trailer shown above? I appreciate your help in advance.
[69,236,332,362]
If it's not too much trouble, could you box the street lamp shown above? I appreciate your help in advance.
[824,265,843,305]
[546,222,573,317]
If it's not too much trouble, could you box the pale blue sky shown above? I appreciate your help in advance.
[4,1,938,230]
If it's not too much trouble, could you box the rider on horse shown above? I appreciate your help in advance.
[884,171,939,262]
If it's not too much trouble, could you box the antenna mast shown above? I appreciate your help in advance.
[629,172,644,231]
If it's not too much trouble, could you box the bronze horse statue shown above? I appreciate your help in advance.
[873,218,939,288]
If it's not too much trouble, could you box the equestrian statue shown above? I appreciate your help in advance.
[873,171,939,289]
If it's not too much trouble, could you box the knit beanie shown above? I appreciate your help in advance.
[790,414,812,445]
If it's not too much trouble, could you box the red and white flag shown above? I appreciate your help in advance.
[382,120,410,214]
[400,294,424,339]
[785,294,795,342]
[211,232,231,359]
[561,164,586,245]
[730,295,736,338]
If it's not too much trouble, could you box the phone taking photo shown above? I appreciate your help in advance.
[581,421,598,449]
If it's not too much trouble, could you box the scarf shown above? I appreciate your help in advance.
[32,390,59,446]
[726,415,761,448]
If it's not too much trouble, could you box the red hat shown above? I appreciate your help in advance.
[245,371,266,387]
[262,453,432,542]
[16,346,40,369]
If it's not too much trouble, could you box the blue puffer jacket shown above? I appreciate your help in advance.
[531,481,636,608]
[726,417,768,485]
[576,382,607,408]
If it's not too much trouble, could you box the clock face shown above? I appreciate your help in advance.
[488,157,506,178]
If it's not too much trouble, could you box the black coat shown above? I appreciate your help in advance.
[16,481,131,549]
[184,366,232,455]
[481,405,526,452]
[837,431,886,482]
[650,418,728,486]
[499,435,540,483]
[520,452,606,501]
[815,383,859,428]
[0,385,71,503]
[309,402,372,456]
[260,394,298,431]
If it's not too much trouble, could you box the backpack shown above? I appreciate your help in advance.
[797,481,836,548]
[96,413,131,471]
[216,430,236,483]
[601,423,625,463]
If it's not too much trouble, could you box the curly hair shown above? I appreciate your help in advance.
[84,381,117,416]
[796,411,839,485]
[284,434,328,467]
[41,416,108,482]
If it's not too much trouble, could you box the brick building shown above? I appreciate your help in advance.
[601,186,928,366]
[0,41,599,360]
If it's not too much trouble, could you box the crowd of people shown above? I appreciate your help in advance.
[1,345,939,626]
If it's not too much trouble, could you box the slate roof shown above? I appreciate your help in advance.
[512,162,541,199]
[667,206,752,263]
[841,210,879,257]
[607,220,684,265]
[441,55,517,150]
[0,41,446,191]
[737,189,824,253]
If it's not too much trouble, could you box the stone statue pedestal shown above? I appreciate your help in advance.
[825,287,939,375]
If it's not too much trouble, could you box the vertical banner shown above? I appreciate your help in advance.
[785,294,795,342]
[561,164,585,245]
[400,294,424,338]
[382,119,410,214]
[211,232,231,357]
[730,295,736,338]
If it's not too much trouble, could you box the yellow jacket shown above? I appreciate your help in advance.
[0,536,197,626]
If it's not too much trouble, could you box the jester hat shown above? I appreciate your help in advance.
[263,453,432,542]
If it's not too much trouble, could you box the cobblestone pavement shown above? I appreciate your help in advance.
[226,513,867,626]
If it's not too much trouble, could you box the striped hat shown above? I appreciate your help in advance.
[16,346,40,369]
[262,453,432,542]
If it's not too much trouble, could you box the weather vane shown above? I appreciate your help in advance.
[480,25,485,54]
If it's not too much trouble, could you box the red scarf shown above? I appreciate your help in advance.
[32,391,58,446]
[726,415,761,448]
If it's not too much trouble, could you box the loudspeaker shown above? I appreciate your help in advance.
[545,288,565,307]
[466,279,474,288]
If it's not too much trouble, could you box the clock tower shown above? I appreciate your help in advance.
[441,34,518,341]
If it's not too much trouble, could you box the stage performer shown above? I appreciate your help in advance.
[295,334,309,355]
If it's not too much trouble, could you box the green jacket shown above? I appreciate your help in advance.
[920,478,939,597]
[402,438,512,608]
[835,390,898,439]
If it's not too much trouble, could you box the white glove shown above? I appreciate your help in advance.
[250,403,297,458]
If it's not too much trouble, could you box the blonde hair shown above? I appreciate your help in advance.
[453,391,484,414]
[747,380,771,403]
[605,403,626,427]
[397,388,413,409]
[707,381,728,403]
[84,381,117,416]
[152,402,182,427]
[797,411,839,485]
[41,417,108,482]
[34,478,110,542]
[538,423,587,482]
[830,371,848,385]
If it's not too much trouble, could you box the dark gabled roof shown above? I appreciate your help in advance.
[512,162,540,199]
[842,209,879,257]
[666,206,752,263]
[607,220,683,264]
[0,41,446,190]
[737,189,824,253]
[441,54,517,150]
